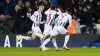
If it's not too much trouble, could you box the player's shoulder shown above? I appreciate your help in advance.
[60,13,70,16]
[51,10,56,13]
[66,13,72,18]
[34,11,40,14]
[60,13,64,15]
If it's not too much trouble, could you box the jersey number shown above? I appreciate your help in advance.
[59,15,64,21]
[47,14,51,20]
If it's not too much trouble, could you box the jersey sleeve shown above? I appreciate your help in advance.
[30,12,39,24]
[68,15,72,26]
[56,8,61,15]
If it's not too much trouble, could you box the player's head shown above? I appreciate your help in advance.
[50,3,56,10]
[38,1,45,12]
[65,8,73,15]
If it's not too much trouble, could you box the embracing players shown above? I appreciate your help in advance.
[42,4,61,51]
[40,8,72,51]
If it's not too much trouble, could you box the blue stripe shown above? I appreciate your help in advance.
[33,15,36,17]
[36,15,38,21]
[50,19,54,25]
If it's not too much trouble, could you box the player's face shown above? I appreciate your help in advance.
[39,6,44,12]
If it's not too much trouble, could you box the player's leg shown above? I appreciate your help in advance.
[33,26,44,44]
[17,32,37,42]
[40,29,58,51]
[52,38,61,51]
[59,27,70,50]
[42,27,49,40]
[36,32,44,44]
[63,34,70,50]
[40,35,55,51]
[20,35,31,40]
[43,25,60,50]
[42,25,52,40]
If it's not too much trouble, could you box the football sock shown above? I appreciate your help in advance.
[63,35,70,47]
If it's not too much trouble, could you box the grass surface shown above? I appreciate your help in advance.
[0,47,100,56]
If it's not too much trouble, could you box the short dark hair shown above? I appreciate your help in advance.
[50,4,56,10]
[38,1,44,6]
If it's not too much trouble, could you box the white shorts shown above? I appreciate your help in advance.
[50,26,67,36]
[43,24,53,35]
[32,26,41,34]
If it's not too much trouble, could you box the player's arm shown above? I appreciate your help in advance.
[54,14,60,24]
[30,12,45,24]
[39,20,46,24]
[30,12,40,24]
[69,16,72,26]
[44,8,51,15]
[56,8,61,15]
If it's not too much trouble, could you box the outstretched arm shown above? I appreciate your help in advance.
[69,16,72,26]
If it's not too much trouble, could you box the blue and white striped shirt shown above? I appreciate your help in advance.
[30,10,42,26]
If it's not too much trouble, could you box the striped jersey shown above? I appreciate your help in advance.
[45,8,61,26]
[30,10,42,26]
[55,13,72,27]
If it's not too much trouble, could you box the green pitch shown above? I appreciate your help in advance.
[0,47,100,56]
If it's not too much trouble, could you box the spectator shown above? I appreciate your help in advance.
[11,0,18,7]
[79,7,96,33]
[26,7,33,30]
[31,0,39,12]
[1,0,14,34]
[43,0,50,10]
[24,1,30,12]
[24,1,33,31]
[78,5,83,15]
[0,15,5,33]
[74,17,86,34]
[14,0,26,33]
[42,0,50,21]
[83,0,95,8]
[79,0,86,5]
[15,0,23,12]
[1,0,14,16]
[59,0,74,11]
[93,19,100,34]
[73,0,79,13]
[96,0,100,19]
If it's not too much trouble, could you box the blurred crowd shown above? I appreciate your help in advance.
[0,0,100,34]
